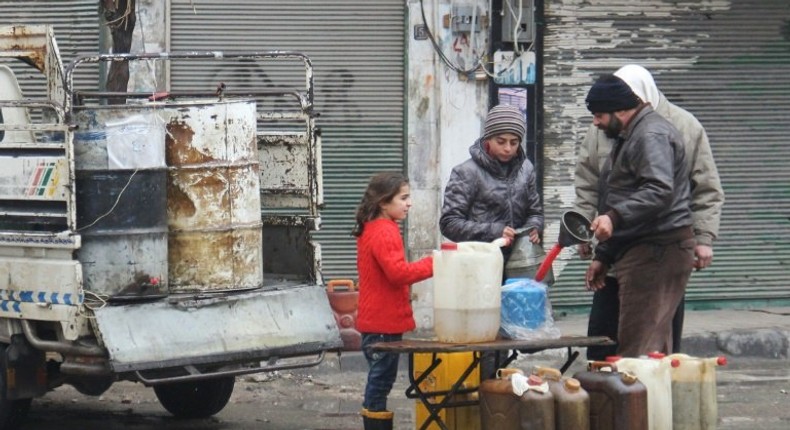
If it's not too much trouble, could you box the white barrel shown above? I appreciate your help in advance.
[615,355,674,430]
[432,241,502,343]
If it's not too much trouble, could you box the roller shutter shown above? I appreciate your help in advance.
[542,0,790,308]
[0,1,99,102]
[169,0,405,280]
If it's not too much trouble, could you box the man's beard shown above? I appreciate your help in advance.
[603,114,623,139]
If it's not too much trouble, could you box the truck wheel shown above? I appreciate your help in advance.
[0,397,30,430]
[153,377,235,419]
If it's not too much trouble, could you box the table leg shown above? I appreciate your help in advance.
[407,352,481,430]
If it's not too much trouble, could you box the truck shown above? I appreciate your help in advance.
[0,25,342,428]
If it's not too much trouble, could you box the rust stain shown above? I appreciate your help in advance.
[167,181,197,219]
[166,119,214,165]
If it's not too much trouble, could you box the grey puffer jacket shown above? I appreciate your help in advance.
[594,105,692,265]
[440,139,543,243]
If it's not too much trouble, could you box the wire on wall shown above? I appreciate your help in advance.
[419,0,487,76]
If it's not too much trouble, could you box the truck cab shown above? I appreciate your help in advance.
[0,25,341,427]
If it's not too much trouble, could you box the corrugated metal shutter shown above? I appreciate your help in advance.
[0,1,99,100]
[169,0,405,279]
[542,0,790,308]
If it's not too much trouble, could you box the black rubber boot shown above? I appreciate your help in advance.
[361,408,393,430]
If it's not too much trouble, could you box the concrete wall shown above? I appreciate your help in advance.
[406,0,491,333]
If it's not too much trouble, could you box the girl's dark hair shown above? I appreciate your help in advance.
[352,172,409,237]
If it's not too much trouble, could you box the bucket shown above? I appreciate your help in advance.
[72,107,168,299]
[504,238,554,285]
[534,366,590,430]
[479,368,523,430]
[667,354,726,430]
[433,242,502,343]
[612,354,675,430]
[325,279,361,351]
[573,361,648,430]
[163,99,263,292]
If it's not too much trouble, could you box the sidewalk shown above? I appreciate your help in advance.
[552,306,790,360]
[326,306,790,373]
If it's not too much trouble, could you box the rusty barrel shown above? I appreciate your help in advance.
[72,107,169,299]
[163,99,263,293]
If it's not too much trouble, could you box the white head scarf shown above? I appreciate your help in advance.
[614,65,661,109]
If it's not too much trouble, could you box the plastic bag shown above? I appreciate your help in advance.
[499,278,561,340]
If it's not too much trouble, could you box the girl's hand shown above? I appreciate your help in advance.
[528,229,540,244]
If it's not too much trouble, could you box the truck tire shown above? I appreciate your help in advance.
[0,343,32,430]
[153,377,235,419]
[0,396,30,430]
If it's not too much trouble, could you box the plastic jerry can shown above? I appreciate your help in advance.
[414,352,480,430]
[573,361,648,430]
[479,368,524,430]
[534,366,590,430]
[325,279,361,351]
[612,353,676,430]
[518,374,555,430]
[433,242,502,343]
[667,354,727,430]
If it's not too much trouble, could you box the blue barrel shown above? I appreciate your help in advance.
[501,278,547,335]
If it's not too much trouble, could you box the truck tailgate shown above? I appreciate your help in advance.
[92,284,342,372]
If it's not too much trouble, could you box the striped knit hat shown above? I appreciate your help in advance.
[482,105,526,141]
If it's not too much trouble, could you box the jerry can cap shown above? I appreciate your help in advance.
[647,351,665,359]
[564,378,581,392]
[527,374,543,386]
[621,372,638,385]
[605,355,622,363]
[440,242,458,250]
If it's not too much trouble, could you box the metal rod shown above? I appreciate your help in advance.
[21,320,106,357]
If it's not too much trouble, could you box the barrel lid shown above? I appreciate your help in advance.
[605,355,622,363]
[647,351,665,359]
[440,242,458,250]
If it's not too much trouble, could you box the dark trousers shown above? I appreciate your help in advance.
[361,333,402,412]
[587,279,688,361]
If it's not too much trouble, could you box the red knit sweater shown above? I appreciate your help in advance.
[355,218,433,334]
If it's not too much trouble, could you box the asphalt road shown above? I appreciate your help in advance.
[16,357,790,430]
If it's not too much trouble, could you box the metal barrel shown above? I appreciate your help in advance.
[163,99,263,293]
[73,107,169,300]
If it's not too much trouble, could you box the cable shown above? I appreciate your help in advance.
[76,168,139,231]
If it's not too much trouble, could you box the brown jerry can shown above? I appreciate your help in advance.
[573,361,648,430]
[534,366,590,430]
[480,370,554,430]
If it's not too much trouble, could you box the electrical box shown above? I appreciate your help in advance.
[501,0,534,43]
[450,5,485,33]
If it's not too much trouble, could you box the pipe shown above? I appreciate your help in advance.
[21,320,106,357]
[535,243,562,282]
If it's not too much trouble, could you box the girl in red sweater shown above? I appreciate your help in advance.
[353,172,433,430]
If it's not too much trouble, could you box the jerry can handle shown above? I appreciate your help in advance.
[327,279,356,292]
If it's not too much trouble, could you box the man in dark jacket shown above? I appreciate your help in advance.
[440,104,544,254]
[584,74,695,357]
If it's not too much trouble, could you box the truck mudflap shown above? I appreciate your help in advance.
[91,284,342,373]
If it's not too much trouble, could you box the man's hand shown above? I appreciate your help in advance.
[590,214,614,242]
[577,243,593,260]
[694,244,713,270]
[501,226,516,246]
[585,260,608,291]
[528,228,540,244]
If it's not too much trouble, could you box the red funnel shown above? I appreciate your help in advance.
[534,211,593,283]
